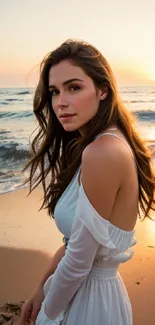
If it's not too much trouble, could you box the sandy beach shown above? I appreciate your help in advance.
[0,188,155,325]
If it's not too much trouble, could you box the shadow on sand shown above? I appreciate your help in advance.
[0,246,52,304]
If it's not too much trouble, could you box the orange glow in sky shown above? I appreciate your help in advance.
[1,0,155,87]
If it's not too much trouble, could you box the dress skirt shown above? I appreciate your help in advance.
[36,264,133,325]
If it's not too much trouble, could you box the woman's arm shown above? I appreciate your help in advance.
[19,244,66,325]
[37,244,66,289]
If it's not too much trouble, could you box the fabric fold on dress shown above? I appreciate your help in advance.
[77,183,120,249]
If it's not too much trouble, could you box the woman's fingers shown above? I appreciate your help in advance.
[30,304,41,323]
[19,302,32,325]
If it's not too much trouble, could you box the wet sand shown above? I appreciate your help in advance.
[0,188,155,325]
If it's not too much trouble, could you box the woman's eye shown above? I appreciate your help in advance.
[69,85,80,91]
[50,85,80,96]
[50,89,59,96]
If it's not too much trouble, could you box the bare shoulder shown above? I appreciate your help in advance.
[81,135,127,181]
[80,136,128,220]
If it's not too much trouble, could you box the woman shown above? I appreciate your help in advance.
[20,39,155,325]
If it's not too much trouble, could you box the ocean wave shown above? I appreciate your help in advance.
[16,91,30,95]
[0,143,31,162]
[0,99,24,106]
[124,100,155,103]
[0,170,20,179]
[0,102,9,105]
[133,110,155,121]
[0,130,11,134]
[5,98,24,102]
[0,111,33,119]
[121,90,138,94]
[0,169,29,195]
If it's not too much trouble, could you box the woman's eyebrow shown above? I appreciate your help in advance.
[49,78,84,89]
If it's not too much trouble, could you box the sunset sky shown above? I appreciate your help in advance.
[1,0,155,87]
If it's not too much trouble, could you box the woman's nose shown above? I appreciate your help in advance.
[57,92,69,107]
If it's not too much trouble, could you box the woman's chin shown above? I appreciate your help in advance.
[62,124,80,132]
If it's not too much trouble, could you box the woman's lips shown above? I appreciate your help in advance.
[60,114,76,121]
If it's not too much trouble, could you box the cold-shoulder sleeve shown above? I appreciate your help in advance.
[44,183,118,320]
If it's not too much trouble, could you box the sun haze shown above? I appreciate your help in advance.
[0,0,155,87]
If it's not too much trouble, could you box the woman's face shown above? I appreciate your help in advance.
[48,60,107,135]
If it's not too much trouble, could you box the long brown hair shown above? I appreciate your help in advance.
[23,39,155,220]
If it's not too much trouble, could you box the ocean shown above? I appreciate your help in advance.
[0,86,155,195]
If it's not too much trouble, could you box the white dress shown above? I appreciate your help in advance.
[35,130,137,325]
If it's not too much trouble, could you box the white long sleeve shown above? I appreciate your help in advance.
[44,214,100,319]
[43,183,118,321]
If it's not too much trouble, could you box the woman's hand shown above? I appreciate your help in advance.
[19,244,65,324]
[19,285,44,325]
